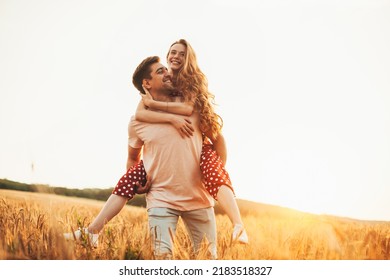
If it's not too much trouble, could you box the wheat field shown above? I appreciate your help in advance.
[1,189,390,260]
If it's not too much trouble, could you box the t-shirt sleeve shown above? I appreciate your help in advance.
[128,117,143,148]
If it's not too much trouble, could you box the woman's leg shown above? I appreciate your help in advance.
[88,160,147,233]
[201,143,242,225]
[216,185,243,226]
[200,142,248,243]
[63,194,127,247]
[64,161,147,246]
[217,186,248,243]
[64,193,132,247]
[87,194,128,233]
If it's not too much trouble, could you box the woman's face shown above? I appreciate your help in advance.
[167,43,186,74]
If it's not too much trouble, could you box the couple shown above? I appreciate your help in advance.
[64,39,248,259]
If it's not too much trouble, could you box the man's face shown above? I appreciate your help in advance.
[145,62,175,93]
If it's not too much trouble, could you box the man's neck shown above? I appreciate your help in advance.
[151,90,174,102]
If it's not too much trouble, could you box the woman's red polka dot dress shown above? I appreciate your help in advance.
[112,140,234,200]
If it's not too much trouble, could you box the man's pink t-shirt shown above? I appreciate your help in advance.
[128,114,214,211]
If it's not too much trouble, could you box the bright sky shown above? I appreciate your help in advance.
[1,0,389,221]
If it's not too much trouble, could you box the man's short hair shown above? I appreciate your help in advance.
[132,56,160,94]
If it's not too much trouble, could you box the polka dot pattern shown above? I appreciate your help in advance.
[200,140,234,200]
[112,141,234,201]
[112,160,147,199]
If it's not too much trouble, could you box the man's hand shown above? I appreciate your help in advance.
[135,175,152,194]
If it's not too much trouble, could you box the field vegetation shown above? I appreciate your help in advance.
[1,189,390,260]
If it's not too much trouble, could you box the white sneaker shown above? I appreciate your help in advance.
[232,224,249,244]
[63,228,99,248]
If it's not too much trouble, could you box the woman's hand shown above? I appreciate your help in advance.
[170,115,195,138]
[140,86,154,108]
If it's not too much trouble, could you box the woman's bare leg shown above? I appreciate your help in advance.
[216,185,243,226]
[87,194,128,234]
[217,185,248,243]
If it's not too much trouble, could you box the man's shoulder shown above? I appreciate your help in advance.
[129,115,150,127]
[128,115,156,131]
[128,115,142,134]
[128,115,136,127]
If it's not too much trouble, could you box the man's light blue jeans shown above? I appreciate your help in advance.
[147,207,217,259]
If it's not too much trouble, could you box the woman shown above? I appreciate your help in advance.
[64,39,248,247]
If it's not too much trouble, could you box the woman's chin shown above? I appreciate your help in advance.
[169,65,181,73]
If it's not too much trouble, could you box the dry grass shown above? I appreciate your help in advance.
[1,189,390,260]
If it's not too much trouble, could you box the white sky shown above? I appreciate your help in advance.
[1,0,389,221]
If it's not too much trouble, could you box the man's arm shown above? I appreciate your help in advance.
[126,145,151,194]
[126,145,142,171]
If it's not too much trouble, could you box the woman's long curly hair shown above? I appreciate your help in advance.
[167,39,223,140]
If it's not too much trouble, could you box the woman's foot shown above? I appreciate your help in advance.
[63,228,99,248]
[232,224,249,244]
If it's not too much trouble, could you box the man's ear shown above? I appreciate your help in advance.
[142,79,151,90]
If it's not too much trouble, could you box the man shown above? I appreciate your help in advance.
[129,56,217,259]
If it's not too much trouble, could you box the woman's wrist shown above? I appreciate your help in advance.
[144,98,154,108]
[167,113,174,123]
